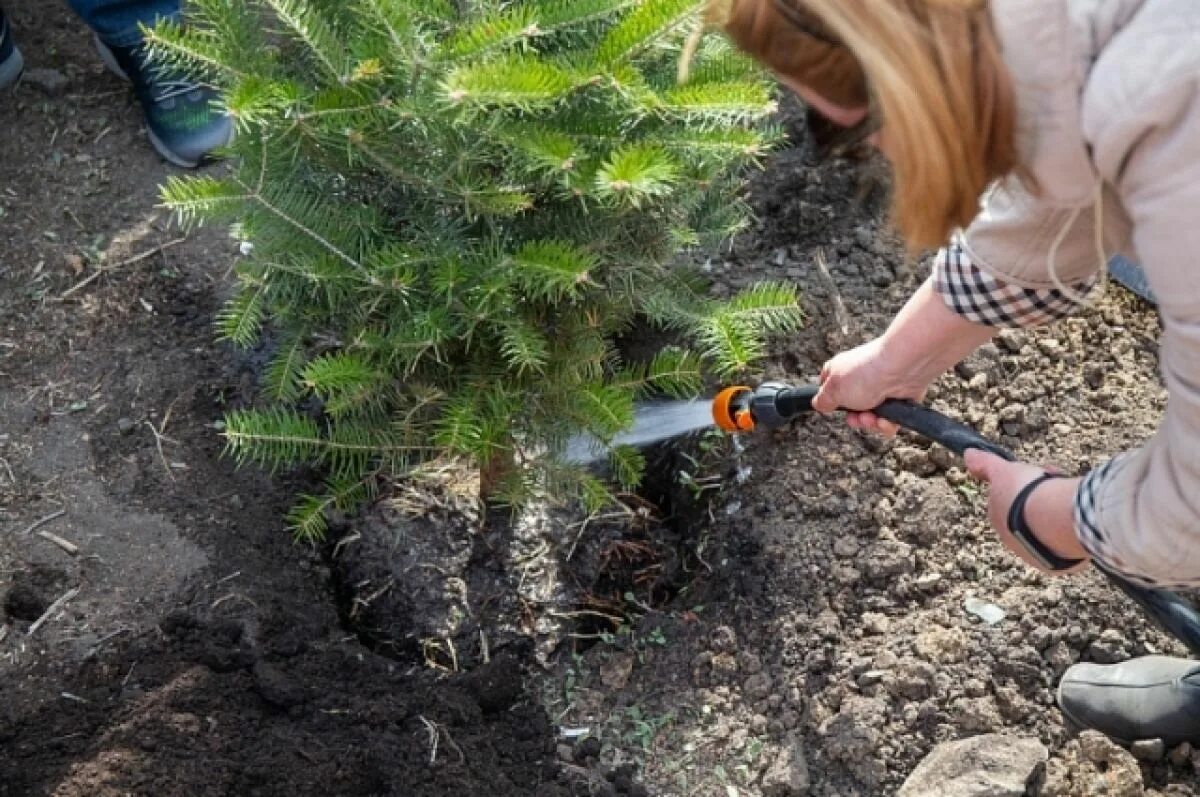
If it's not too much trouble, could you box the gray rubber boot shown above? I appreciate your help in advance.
[1057,655,1200,746]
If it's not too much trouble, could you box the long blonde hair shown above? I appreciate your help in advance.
[708,0,1018,252]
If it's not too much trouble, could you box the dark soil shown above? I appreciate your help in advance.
[0,4,584,796]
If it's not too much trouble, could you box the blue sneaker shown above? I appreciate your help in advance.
[94,36,233,168]
[0,9,24,90]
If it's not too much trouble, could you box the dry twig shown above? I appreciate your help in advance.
[36,529,78,556]
[59,236,187,299]
[417,715,466,767]
[211,593,258,611]
[28,586,81,637]
[814,248,853,340]
[143,394,187,480]
[19,508,65,537]
[419,715,439,764]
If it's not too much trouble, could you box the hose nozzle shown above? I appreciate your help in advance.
[712,382,817,433]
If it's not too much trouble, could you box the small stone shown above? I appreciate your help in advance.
[1079,730,1124,764]
[117,417,137,435]
[833,537,860,559]
[833,566,861,585]
[251,662,306,709]
[1028,625,1055,651]
[711,625,738,653]
[818,696,887,763]
[857,670,886,688]
[914,626,968,665]
[1077,731,1144,796]
[813,610,842,638]
[886,658,936,700]
[914,572,943,590]
[964,596,1006,625]
[999,404,1025,425]
[897,734,1048,797]
[738,651,763,674]
[24,68,70,96]
[1037,338,1063,358]
[711,652,738,676]
[862,612,891,635]
[761,733,810,796]
[864,540,914,579]
[929,446,955,470]
[1168,741,1192,767]
[894,446,937,476]
[744,672,772,701]
[1131,738,1165,762]
[875,468,896,487]
[950,696,1002,733]
[575,736,602,760]
[996,329,1025,353]
[600,652,635,690]
[994,685,1029,723]
[1088,629,1130,664]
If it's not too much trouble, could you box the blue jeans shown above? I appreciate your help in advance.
[66,0,180,47]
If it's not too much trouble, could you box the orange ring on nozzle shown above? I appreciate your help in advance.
[713,386,754,433]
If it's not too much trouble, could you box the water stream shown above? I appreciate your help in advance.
[562,399,717,464]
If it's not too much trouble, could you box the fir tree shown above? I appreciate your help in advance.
[148,0,802,540]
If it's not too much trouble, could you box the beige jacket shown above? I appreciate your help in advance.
[960,0,1200,583]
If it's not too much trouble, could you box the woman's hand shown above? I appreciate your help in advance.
[811,278,997,436]
[964,449,1090,575]
[811,337,931,437]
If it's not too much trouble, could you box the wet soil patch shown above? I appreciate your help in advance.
[329,439,714,670]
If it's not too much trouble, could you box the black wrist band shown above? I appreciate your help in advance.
[1006,472,1085,573]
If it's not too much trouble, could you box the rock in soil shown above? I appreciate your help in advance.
[819,696,887,768]
[1130,738,1165,762]
[1042,731,1145,797]
[22,67,69,96]
[760,733,810,796]
[252,661,307,709]
[897,734,1048,797]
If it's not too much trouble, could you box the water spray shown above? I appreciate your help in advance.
[710,380,1200,655]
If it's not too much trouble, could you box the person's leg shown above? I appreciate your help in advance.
[64,0,180,47]
[66,0,233,168]
[0,6,24,90]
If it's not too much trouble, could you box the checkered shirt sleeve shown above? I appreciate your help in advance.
[932,242,1100,328]
[1071,453,1169,587]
